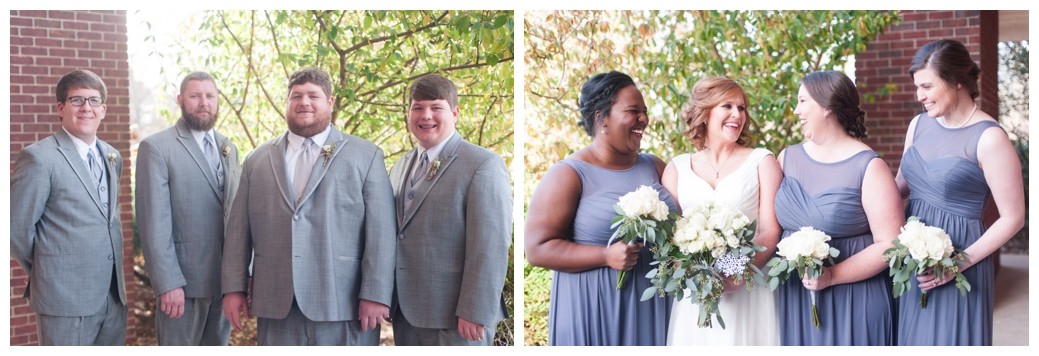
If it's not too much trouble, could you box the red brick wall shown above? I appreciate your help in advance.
[857,10,999,172]
[9,10,135,346]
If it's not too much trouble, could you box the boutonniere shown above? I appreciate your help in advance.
[105,152,117,165]
[321,144,335,167]
[221,145,231,158]
[425,157,442,181]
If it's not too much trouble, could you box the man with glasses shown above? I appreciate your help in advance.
[136,72,240,345]
[10,69,128,345]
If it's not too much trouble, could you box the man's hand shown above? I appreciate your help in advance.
[457,317,486,342]
[222,292,250,330]
[159,287,186,318]
[358,299,390,332]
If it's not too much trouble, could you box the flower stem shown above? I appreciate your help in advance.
[810,290,820,328]
[920,291,928,308]
[616,271,627,290]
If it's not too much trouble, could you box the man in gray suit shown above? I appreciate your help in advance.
[221,67,396,345]
[388,74,512,345]
[10,69,127,345]
[136,71,240,345]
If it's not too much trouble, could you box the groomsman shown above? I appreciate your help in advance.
[388,74,512,345]
[10,69,127,345]
[221,67,397,345]
[136,71,240,345]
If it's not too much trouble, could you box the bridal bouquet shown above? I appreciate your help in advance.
[640,201,763,329]
[609,185,675,290]
[882,216,971,307]
[765,226,839,328]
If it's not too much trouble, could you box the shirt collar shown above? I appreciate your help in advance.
[287,125,332,150]
[418,134,450,162]
[62,127,97,161]
[190,128,216,147]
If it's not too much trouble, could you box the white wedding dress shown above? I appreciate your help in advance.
[666,148,780,346]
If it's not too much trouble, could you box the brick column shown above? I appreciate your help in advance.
[9,10,135,345]
[856,10,996,172]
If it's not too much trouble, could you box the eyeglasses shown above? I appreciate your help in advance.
[66,96,104,107]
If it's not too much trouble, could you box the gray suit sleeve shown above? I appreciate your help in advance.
[456,155,512,326]
[10,148,50,274]
[135,139,187,295]
[358,147,397,306]
[222,153,253,295]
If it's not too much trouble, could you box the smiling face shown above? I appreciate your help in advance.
[58,87,107,142]
[408,98,459,149]
[913,65,960,119]
[704,93,746,145]
[793,84,827,141]
[285,82,333,137]
[599,85,649,153]
[178,79,219,131]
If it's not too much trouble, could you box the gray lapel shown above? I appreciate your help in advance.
[401,133,463,227]
[395,149,419,228]
[267,133,294,210]
[215,132,235,203]
[98,142,119,220]
[174,120,223,200]
[295,128,349,210]
[53,130,106,217]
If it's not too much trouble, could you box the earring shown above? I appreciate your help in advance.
[600,129,606,134]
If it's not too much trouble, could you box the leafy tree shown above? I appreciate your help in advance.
[523,10,898,345]
[149,10,515,345]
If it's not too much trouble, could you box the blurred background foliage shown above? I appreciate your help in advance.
[522,10,900,345]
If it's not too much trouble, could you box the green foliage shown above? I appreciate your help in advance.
[524,10,898,344]
[522,264,551,346]
[165,10,514,167]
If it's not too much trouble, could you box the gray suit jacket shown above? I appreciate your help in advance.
[136,119,241,298]
[10,129,126,316]
[222,127,397,321]
[388,132,512,329]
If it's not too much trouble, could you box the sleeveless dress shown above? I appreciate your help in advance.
[774,144,895,345]
[548,154,675,345]
[666,148,780,346]
[897,114,1002,345]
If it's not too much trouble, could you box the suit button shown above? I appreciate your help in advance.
[99,185,106,192]
[107,254,113,260]
[407,192,414,200]
[293,215,299,221]
[397,234,404,240]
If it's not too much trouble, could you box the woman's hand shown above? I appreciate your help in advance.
[604,241,642,271]
[802,266,833,291]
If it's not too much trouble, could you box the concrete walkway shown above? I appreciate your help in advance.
[994,253,1029,346]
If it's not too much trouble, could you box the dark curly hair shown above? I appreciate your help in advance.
[681,77,753,150]
[909,39,981,100]
[802,71,868,140]
[577,71,636,137]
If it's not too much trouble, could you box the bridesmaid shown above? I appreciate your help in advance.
[525,71,674,345]
[774,71,903,345]
[896,39,1025,345]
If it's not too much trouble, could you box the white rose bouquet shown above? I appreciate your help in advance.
[640,201,764,329]
[882,216,971,307]
[765,226,840,328]
[609,185,675,290]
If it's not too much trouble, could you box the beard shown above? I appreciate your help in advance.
[182,104,218,132]
[287,113,331,138]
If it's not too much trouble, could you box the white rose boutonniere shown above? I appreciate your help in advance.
[321,144,335,167]
[105,152,118,165]
[425,157,442,181]
[221,145,231,158]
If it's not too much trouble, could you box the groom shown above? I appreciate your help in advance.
[388,74,512,345]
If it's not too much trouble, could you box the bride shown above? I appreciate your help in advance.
[661,77,782,346]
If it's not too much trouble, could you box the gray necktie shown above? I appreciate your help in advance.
[203,133,224,193]
[410,152,428,187]
[293,138,316,205]
[87,147,109,215]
